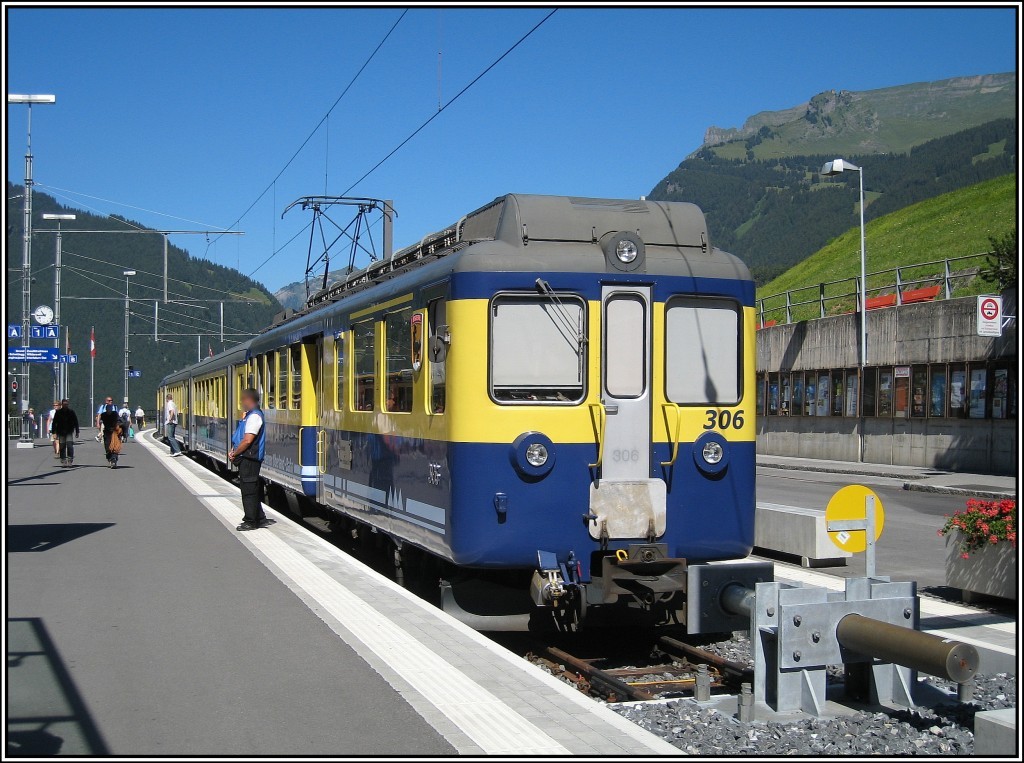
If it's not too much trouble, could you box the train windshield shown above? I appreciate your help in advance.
[665,297,741,405]
[490,294,586,403]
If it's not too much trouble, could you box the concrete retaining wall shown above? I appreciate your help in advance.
[756,292,1017,475]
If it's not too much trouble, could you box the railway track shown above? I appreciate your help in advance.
[527,637,752,704]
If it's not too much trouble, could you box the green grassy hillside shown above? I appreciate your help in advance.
[756,173,1017,322]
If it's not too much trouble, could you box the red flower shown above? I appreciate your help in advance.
[961,552,970,559]
[989,535,999,544]
[979,522,990,534]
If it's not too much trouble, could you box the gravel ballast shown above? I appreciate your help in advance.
[611,672,1016,755]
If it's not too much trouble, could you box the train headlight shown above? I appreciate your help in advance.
[692,431,730,476]
[526,442,549,467]
[615,239,638,264]
[511,432,556,479]
[702,441,724,465]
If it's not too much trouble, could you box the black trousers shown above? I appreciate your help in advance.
[237,457,266,524]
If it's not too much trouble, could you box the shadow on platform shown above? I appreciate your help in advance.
[7,523,115,553]
[6,617,110,756]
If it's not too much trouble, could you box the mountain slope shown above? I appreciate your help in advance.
[756,173,1017,322]
[650,115,1016,284]
[700,72,1015,160]
[6,183,281,414]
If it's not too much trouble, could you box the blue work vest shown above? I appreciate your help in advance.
[232,407,265,462]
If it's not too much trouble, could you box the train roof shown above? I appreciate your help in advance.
[159,339,252,387]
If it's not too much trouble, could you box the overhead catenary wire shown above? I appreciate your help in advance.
[340,9,557,197]
[210,9,409,248]
[36,183,229,231]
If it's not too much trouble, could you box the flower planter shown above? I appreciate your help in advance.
[944,531,1018,602]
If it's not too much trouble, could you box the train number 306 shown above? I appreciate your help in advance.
[703,409,745,430]
[611,448,641,463]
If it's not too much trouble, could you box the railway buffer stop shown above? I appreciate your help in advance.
[686,486,979,718]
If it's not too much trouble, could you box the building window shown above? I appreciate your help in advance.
[385,308,415,413]
[805,374,817,416]
[991,366,1009,419]
[353,320,376,411]
[792,373,804,416]
[845,369,859,416]
[756,373,766,416]
[877,368,893,417]
[830,370,844,416]
[893,366,911,418]
[911,366,928,418]
[861,368,877,417]
[780,374,792,416]
[968,365,987,419]
[768,373,779,415]
[949,364,967,418]
[929,366,947,417]
[290,344,302,410]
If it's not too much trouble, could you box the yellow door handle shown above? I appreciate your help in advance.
[660,404,683,467]
[588,403,606,469]
[316,430,327,474]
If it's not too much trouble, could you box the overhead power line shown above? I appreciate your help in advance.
[341,9,557,196]
[212,9,409,247]
[36,183,228,231]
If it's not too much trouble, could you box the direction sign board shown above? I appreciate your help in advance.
[30,325,60,339]
[977,295,1003,337]
[7,324,22,339]
[825,484,885,553]
[7,347,61,363]
[59,354,79,364]
[129,369,142,378]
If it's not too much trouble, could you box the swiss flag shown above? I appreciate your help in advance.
[90,327,96,358]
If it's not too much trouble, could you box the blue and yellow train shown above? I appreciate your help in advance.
[159,194,762,629]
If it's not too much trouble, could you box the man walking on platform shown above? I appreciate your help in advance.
[95,396,114,441]
[229,388,270,531]
[165,393,182,456]
[99,403,124,468]
[135,404,146,431]
[47,401,60,457]
[50,399,80,467]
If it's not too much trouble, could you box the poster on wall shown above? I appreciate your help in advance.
[805,379,816,416]
[816,374,830,417]
[950,370,966,415]
[969,368,987,418]
[930,371,947,417]
[846,375,859,417]
[992,368,1008,419]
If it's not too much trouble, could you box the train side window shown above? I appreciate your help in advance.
[428,298,447,413]
[277,350,289,410]
[266,353,277,409]
[290,344,302,409]
[353,320,376,411]
[490,294,586,404]
[665,297,740,405]
[335,333,346,412]
[385,308,414,413]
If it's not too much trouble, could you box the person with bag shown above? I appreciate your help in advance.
[118,403,133,440]
[229,388,270,532]
[99,404,124,468]
[50,399,80,468]
[165,393,183,456]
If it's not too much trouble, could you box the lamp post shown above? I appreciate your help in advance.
[7,93,56,445]
[821,158,867,462]
[42,213,75,401]
[123,270,136,405]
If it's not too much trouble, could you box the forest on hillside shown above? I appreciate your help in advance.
[6,184,282,416]
[649,118,1017,284]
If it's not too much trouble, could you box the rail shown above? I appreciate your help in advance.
[756,252,997,327]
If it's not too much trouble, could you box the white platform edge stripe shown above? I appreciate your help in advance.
[138,432,680,754]
[137,435,567,755]
[204,498,566,756]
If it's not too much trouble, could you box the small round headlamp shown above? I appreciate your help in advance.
[702,441,724,465]
[526,442,549,467]
[615,239,638,263]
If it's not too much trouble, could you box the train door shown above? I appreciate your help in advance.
[590,285,666,540]
[298,335,323,499]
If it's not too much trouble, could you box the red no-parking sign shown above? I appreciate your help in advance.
[977,296,1003,337]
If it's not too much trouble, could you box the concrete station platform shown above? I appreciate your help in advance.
[6,433,677,757]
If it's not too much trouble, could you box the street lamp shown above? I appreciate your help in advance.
[123,270,136,405]
[42,213,76,401]
[8,93,56,445]
[821,158,867,462]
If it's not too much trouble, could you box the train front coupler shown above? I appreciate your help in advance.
[529,549,582,608]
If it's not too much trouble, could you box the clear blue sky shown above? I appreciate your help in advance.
[6,6,1017,293]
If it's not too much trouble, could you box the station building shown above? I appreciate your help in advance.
[755,289,1017,475]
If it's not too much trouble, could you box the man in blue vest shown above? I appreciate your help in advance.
[229,388,271,531]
